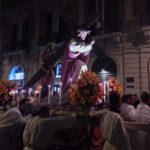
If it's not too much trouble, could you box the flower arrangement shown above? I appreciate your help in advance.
[0,79,15,102]
[109,77,122,94]
[69,71,103,107]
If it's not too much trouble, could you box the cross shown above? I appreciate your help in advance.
[24,11,105,89]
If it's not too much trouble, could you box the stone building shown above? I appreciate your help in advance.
[0,0,150,95]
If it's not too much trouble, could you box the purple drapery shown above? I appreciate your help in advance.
[62,43,90,93]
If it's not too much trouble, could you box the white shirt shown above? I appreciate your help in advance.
[121,103,136,121]
[100,111,128,150]
[69,40,92,53]
[136,103,150,123]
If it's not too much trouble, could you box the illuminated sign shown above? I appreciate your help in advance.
[56,63,62,78]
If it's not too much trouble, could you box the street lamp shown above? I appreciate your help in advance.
[99,69,110,104]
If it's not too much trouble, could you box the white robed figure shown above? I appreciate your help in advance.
[0,99,32,150]
[100,92,129,150]
[62,29,95,93]
[136,92,150,150]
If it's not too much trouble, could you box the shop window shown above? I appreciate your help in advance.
[9,65,25,88]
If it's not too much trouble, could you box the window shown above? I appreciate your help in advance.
[9,66,24,80]
[126,77,134,88]
[55,63,62,79]
[22,20,28,48]
[58,17,68,42]
[9,65,25,89]
[47,13,53,40]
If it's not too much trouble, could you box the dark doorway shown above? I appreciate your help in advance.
[91,56,117,76]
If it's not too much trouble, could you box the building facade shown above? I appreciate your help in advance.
[0,0,150,95]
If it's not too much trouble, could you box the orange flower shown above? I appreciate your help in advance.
[109,77,122,94]
[0,79,15,102]
[69,71,103,107]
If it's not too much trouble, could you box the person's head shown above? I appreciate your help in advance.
[77,29,91,40]
[32,104,50,118]
[47,42,55,54]
[140,91,150,105]
[132,94,139,102]
[19,98,33,116]
[126,94,134,105]
[133,94,139,100]
[47,42,55,49]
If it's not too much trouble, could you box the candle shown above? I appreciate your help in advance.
[12,90,16,106]
[48,85,51,106]
[107,81,110,103]
[38,86,42,103]
[10,90,18,106]
[21,89,24,98]
[103,81,106,103]
[28,88,32,98]
[59,82,62,106]
[70,78,73,86]
[34,90,38,101]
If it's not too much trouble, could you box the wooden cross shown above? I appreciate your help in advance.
[24,11,105,89]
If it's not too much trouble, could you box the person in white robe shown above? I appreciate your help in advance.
[100,92,129,150]
[121,94,136,121]
[136,91,150,150]
[0,98,33,150]
[136,92,150,123]
[23,104,78,150]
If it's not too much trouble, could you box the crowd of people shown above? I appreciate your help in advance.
[0,90,149,150]
[0,98,81,150]
[99,91,150,150]
[1,26,149,149]
[120,92,150,123]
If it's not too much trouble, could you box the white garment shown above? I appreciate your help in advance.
[0,107,26,150]
[121,103,136,121]
[69,39,92,53]
[23,116,77,150]
[136,103,150,123]
[100,111,129,150]
[136,103,150,150]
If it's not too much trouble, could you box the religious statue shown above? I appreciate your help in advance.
[62,29,95,92]
[40,42,56,98]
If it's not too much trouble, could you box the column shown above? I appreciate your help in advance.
[78,0,85,25]
[34,13,40,47]
[124,0,134,19]
[16,22,23,42]
[52,12,59,33]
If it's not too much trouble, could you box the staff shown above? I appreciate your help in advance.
[59,82,62,106]
[48,85,51,106]
[38,86,42,103]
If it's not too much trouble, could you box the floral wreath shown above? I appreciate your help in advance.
[0,79,15,102]
[69,71,103,107]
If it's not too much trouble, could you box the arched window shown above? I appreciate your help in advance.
[9,65,25,89]
[9,66,24,80]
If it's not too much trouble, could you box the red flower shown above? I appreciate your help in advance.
[0,79,15,102]
[69,71,103,106]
